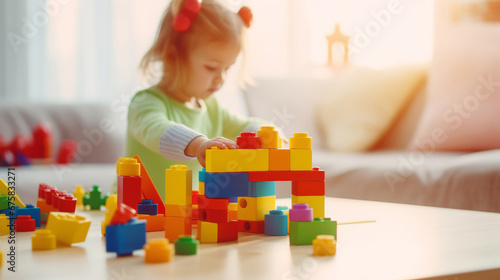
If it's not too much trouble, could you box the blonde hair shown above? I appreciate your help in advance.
[140,0,246,91]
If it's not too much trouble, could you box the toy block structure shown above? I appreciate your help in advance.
[46,212,91,245]
[144,239,173,263]
[35,184,76,223]
[32,229,57,250]
[133,155,165,215]
[117,158,142,211]
[164,165,192,242]
[313,235,337,256]
[83,185,109,210]
[197,127,328,242]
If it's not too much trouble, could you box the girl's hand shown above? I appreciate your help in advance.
[185,136,238,167]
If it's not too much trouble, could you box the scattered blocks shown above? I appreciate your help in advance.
[83,185,109,210]
[32,229,56,250]
[175,235,199,255]
[15,215,36,232]
[73,185,86,206]
[264,210,287,236]
[144,239,173,263]
[313,235,336,256]
[16,204,41,227]
[106,218,146,256]
[137,200,158,215]
[289,218,337,245]
[46,212,91,245]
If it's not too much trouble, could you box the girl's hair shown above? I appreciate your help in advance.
[140,0,246,90]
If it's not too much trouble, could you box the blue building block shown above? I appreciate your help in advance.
[277,206,289,211]
[137,199,158,215]
[15,204,41,227]
[229,197,238,203]
[264,210,288,236]
[204,172,249,198]
[106,218,146,256]
[199,168,206,182]
[0,206,18,219]
[248,181,276,197]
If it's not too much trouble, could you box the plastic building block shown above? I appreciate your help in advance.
[289,203,313,222]
[237,196,276,221]
[133,155,165,215]
[16,204,41,227]
[237,132,261,149]
[264,210,288,236]
[56,140,78,164]
[101,194,118,235]
[229,196,238,203]
[137,214,166,232]
[0,214,8,235]
[290,149,312,171]
[198,181,205,196]
[58,194,77,213]
[289,218,337,245]
[0,179,26,208]
[106,218,146,256]
[0,194,8,210]
[165,204,192,217]
[46,212,92,245]
[204,172,249,198]
[110,203,137,225]
[137,200,158,215]
[165,216,191,242]
[117,157,140,176]
[199,168,206,182]
[117,175,142,211]
[83,185,109,210]
[291,195,325,218]
[313,235,336,256]
[206,147,269,173]
[198,196,229,210]
[257,126,279,149]
[289,133,312,149]
[247,168,325,182]
[197,221,218,243]
[165,165,192,205]
[292,181,325,196]
[198,208,228,223]
[73,185,86,206]
[228,203,237,220]
[144,239,173,263]
[1,205,18,219]
[238,220,265,233]
[32,229,56,250]
[192,204,199,220]
[175,235,199,255]
[247,181,276,197]
[16,215,36,231]
[192,190,199,204]
[217,220,238,242]
[269,149,290,171]
[31,123,52,160]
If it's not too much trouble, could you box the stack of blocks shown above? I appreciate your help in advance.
[106,203,146,256]
[288,204,337,245]
[198,126,327,242]
[36,183,76,221]
[164,165,192,242]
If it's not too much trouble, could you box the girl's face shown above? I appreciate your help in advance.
[183,39,240,101]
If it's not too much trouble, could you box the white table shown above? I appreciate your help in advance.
[2,197,500,280]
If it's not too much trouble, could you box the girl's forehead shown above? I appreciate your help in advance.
[191,39,241,62]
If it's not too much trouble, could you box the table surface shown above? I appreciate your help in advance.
[2,197,500,280]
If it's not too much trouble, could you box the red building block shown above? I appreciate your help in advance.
[238,220,265,234]
[117,176,142,211]
[16,215,36,232]
[198,196,229,210]
[291,181,325,196]
[58,194,77,213]
[192,190,199,205]
[31,123,52,160]
[237,132,261,149]
[56,140,77,164]
[248,167,325,182]
[198,209,228,223]
[218,221,238,242]
[110,204,137,225]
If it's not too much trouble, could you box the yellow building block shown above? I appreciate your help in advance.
[0,249,2,266]
[144,239,173,263]
[0,179,26,208]
[73,185,86,206]
[198,181,205,196]
[165,165,192,205]
[32,229,57,250]
[313,235,336,256]
[292,195,325,218]
[197,220,218,243]
[269,149,290,171]
[290,149,312,171]
[289,133,312,149]
[206,147,269,172]
[46,212,91,245]
[257,126,280,149]
[101,194,118,235]
[237,196,276,221]
[0,214,9,235]
[118,158,141,176]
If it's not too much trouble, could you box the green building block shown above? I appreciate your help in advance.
[289,217,337,245]
[83,186,109,210]
[0,194,8,211]
[175,235,199,255]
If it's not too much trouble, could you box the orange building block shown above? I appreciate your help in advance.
[138,214,166,232]
[269,149,290,171]
[165,204,192,217]
[144,239,173,263]
[133,155,165,215]
[165,216,191,242]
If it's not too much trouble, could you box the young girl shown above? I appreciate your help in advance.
[125,0,268,200]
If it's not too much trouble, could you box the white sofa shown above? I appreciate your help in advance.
[2,75,500,212]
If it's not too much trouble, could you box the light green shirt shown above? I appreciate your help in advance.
[125,86,263,201]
